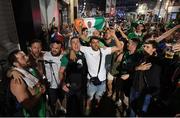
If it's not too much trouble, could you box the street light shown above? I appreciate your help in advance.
[158,0,163,19]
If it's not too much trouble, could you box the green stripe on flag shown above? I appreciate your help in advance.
[83,17,105,30]
[94,17,105,30]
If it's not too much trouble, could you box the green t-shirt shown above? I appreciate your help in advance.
[23,91,46,117]
[61,54,69,68]
[22,69,46,117]
[60,51,84,68]
[128,32,144,41]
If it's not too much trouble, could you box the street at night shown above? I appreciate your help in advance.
[0,0,180,117]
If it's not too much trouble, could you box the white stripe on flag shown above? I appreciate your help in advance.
[83,18,96,28]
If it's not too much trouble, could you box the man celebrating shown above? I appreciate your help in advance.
[43,41,65,116]
[80,29,124,115]
[8,50,46,117]
[60,36,87,116]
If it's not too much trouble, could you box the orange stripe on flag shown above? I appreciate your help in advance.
[74,18,87,33]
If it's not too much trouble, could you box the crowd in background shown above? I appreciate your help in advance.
[1,14,180,117]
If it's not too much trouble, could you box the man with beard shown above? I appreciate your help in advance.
[8,50,46,117]
[43,41,65,116]
[7,39,46,83]
[28,39,45,77]
[79,30,124,115]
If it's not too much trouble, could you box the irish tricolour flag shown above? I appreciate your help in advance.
[74,17,105,33]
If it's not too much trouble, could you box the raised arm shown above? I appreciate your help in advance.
[110,29,124,53]
[156,25,180,43]
[117,26,129,41]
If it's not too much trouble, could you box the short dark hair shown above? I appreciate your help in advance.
[130,38,140,45]
[50,40,62,46]
[30,39,42,47]
[143,32,158,41]
[82,28,88,33]
[135,23,145,29]
[144,40,158,49]
[70,36,79,41]
[129,38,141,49]
[8,49,20,66]
[89,36,100,42]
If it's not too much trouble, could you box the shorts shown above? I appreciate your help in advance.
[87,80,106,101]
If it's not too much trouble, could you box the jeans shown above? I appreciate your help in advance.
[130,88,152,116]
[142,94,152,112]
[130,88,140,117]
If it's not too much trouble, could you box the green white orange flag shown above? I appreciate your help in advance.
[74,17,105,33]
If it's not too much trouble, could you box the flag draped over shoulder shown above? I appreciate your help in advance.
[74,17,105,33]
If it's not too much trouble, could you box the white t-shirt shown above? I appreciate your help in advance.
[43,52,63,89]
[80,46,111,81]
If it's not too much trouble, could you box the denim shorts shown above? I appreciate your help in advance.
[87,80,106,101]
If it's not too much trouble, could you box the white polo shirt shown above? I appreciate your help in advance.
[80,46,111,81]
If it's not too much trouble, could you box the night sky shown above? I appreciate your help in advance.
[79,0,140,11]
[79,0,158,12]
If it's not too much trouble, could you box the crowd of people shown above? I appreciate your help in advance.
[3,15,180,117]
